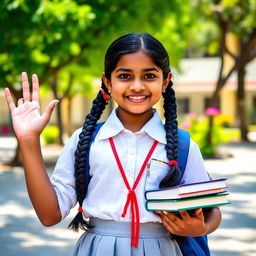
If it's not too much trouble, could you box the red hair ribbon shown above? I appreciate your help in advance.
[101,89,111,102]
[168,160,178,166]
[78,206,83,213]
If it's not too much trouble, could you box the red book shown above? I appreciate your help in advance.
[145,178,228,200]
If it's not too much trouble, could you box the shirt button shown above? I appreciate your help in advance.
[130,149,135,154]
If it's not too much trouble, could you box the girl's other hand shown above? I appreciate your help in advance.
[156,208,207,237]
[4,72,58,140]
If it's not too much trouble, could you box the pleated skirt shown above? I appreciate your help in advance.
[73,218,183,256]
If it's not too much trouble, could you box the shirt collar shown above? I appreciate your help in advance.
[97,108,167,144]
[97,108,124,140]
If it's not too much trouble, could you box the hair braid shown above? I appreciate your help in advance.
[160,81,180,188]
[68,80,110,231]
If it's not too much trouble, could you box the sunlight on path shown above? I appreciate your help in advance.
[0,137,256,256]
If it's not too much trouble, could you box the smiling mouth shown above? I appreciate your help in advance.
[127,95,148,103]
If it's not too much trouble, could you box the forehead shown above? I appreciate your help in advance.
[115,51,159,70]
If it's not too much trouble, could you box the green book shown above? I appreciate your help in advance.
[145,178,228,200]
[145,193,230,212]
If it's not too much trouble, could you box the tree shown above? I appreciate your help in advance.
[196,0,256,141]
[1,0,196,165]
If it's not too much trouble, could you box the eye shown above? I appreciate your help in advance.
[145,73,156,79]
[119,73,130,79]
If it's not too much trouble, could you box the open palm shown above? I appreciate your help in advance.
[5,72,58,139]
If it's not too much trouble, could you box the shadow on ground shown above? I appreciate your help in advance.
[0,138,256,256]
[0,169,82,256]
[207,143,256,256]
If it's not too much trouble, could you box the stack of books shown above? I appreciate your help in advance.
[145,178,230,212]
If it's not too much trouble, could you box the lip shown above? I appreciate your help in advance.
[126,95,148,103]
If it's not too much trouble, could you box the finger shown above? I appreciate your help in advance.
[4,88,16,111]
[32,74,40,102]
[161,212,180,226]
[194,208,202,216]
[179,210,190,221]
[18,98,24,106]
[42,100,59,123]
[161,214,178,232]
[194,208,204,220]
[163,211,179,220]
[158,213,176,233]
[21,72,30,102]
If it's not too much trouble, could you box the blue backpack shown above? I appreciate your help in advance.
[84,122,210,256]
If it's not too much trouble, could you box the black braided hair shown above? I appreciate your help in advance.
[69,32,180,231]
[160,81,180,188]
[161,80,186,243]
[68,80,109,231]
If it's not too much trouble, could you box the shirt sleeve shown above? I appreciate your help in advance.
[50,128,81,220]
[180,139,210,184]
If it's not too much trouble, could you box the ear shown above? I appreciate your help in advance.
[162,72,172,92]
[102,72,111,92]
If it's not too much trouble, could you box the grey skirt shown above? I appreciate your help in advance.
[73,218,182,256]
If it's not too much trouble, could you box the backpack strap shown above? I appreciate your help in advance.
[176,130,210,256]
[177,128,190,185]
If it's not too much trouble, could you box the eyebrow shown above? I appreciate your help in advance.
[115,67,159,73]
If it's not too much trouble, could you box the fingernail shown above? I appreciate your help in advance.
[163,211,168,215]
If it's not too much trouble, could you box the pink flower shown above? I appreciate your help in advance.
[188,112,197,120]
[205,107,220,116]
[181,122,191,130]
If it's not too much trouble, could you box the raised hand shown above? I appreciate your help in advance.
[4,72,58,140]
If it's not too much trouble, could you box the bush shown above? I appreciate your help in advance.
[179,110,230,157]
[41,125,59,145]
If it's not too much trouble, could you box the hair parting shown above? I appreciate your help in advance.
[69,32,180,231]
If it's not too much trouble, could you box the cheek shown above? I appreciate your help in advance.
[151,86,163,99]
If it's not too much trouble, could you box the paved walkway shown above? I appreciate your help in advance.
[0,136,256,256]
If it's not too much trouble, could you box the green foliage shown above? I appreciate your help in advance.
[41,125,59,144]
[187,0,256,56]
[0,0,197,96]
[222,128,240,141]
[155,0,199,67]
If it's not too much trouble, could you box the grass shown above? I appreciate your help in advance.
[222,125,256,142]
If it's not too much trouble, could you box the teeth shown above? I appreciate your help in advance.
[129,96,145,100]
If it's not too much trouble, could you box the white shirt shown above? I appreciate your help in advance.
[51,108,209,223]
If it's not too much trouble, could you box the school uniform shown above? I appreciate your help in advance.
[51,108,210,256]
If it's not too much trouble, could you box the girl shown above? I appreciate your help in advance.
[5,33,221,256]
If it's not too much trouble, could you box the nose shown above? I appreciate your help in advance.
[130,78,145,92]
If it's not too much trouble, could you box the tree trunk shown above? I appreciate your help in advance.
[8,90,23,166]
[67,95,74,137]
[56,99,64,145]
[8,143,23,166]
[237,64,249,142]
[51,74,64,145]
[206,115,214,146]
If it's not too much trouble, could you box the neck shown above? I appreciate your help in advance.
[116,108,154,132]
